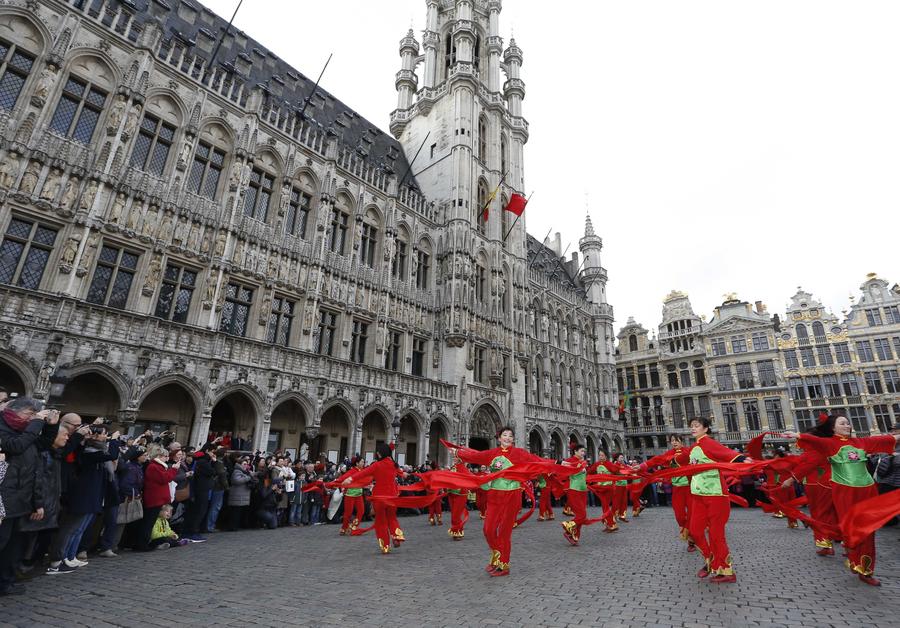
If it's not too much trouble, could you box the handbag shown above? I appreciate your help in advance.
[174,484,191,503]
[116,496,144,524]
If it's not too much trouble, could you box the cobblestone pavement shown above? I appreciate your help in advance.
[1,506,898,627]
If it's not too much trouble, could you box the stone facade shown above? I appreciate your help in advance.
[0,0,619,465]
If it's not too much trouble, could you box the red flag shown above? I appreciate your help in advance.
[504,193,527,216]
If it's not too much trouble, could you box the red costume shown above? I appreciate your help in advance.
[447,463,471,539]
[764,468,798,528]
[688,435,748,581]
[588,461,619,531]
[347,456,405,554]
[643,447,693,547]
[796,433,895,578]
[457,445,547,575]
[335,466,366,535]
[428,490,444,525]
[537,475,555,520]
[561,457,607,544]
[790,448,837,554]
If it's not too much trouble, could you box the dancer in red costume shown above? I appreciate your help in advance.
[475,465,489,519]
[536,474,555,521]
[612,453,631,522]
[588,451,618,532]
[449,426,551,577]
[785,414,900,586]
[427,461,444,526]
[781,416,839,556]
[688,417,752,584]
[765,451,799,528]
[641,435,694,550]
[560,443,608,545]
[446,455,471,540]
[337,456,366,536]
[342,443,406,554]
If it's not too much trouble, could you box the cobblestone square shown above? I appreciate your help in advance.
[2,507,898,627]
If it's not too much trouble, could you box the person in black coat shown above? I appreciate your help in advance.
[183,443,217,542]
[0,397,52,595]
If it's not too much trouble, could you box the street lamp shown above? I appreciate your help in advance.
[391,416,401,443]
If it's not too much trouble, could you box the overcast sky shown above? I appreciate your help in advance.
[203,0,899,334]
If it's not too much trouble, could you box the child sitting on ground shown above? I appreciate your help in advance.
[151,504,189,550]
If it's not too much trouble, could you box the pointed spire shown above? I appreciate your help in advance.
[585,213,595,237]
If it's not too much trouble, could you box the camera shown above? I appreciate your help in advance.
[89,424,107,435]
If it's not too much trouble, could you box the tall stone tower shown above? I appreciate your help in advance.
[388,0,530,444]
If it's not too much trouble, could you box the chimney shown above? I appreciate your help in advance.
[571,252,579,269]
[550,232,562,256]
[755,300,767,314]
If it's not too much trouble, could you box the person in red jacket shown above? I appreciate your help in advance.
[449,426,551,577]
[640,435,695,550]
[335,457,366,536]
[688,417,752,584]
[136,444,180,551]
[342,443,405,554]
[785,414,900,586]
[561,444,607,545]
[446,455,471,540]
[427,461,444,526]
[587,451,619,532]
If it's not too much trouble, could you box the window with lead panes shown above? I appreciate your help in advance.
[715,365,733,391]
[864,371,883,394]
[795,410,814,431]
[699,395,711,416]
[884,305,900,325]
[360,222,378,268]
[218,282,254,337]
[475,262,486,302]
[751,332,769,351]
[710,338,726,356]
[188,141,225,200]
[823,374,841,398]
[731,336,747,353]
[789,378,805,400]
[736,362,754,389]
[86,245,138,309]
[671,398,684,428]
[349,319,368,364]
[722,402,739,432]
[474,346,487,384]
[743,400,761,431]
[816,345,833,366]
[800,347,816,368]
[765,399,785,430]
[865,309,883,326]
[411,337,426,376]
[392,239,408,279]
[873,338,893,361]
[129,114,176,176]
[0,40,34,111]
[328,209,348,254]
[153,264,196,323]
[841,373,860,396]
[285,188,311,238]
[415,250,430,289]
[243,168,273,222]
[805,376,823,399]
[855,340,874,362]
[266,296,294,346]
[385,330,402,371]
[883,369,900,394]
[783,349,799,369]
[315,310,337,356]
[834,342,851,363]
[49,76,107,143]
[873,404,891,433]
[683,397,696,420]
[757,359,777,387]
[849,407,869,433]
[0,217,57,289]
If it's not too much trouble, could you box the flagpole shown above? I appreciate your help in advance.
[298,53,334,121]
[201,0,244,85]
[397,131,430,191]
[480,169,509,222]
[501,191,533,244]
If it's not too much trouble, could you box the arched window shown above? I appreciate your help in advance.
[795,324,809,345]
[328,193,353,254]
[415,238,431,290]
[476,178,488,235]
[285,171,317,238]
[473,34,481,72]
[474,253,487,303]
[500,134,508,175]
[629,334,638,352]
[535,357,544,403]
[49,56,114,144]
[392,226,409,281]
[443,35,456,79]
[244,161,276,223]
[532,303,541,338]
[188,122,231,200]
[129,94,182,177]
[0,35,37,113]
[359,207,380,268]
[812,321,826,342]
[478,114,488,163]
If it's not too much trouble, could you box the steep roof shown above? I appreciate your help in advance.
[131,0,417,189]
[526,233,582,293]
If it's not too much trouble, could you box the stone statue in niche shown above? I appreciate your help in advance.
[18,161,40,196]
[107,95,127,134]
[172,216,188,245]
[36,361,55,395]
[77,232,100,276]
[158,212,174,242]
[142,206,158,237]
[179,140,192,165]
[125,203,141,232]
[0,152,19,189]
[214,230,227,257]
[39,169,62,201]
[32,65,57,106]
[228,161,242,190]
[187,222,200,250]
[203,274,216,307]
[122,104,142,139]
[109,193,126,224]
[59,177,79,211]
[60,233,81,266]
[143,255,162,295]
[79,179,98,211]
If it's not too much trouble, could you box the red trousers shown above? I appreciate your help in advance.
[476,489,487,517]
[566,490,588,540]
[448,492,468,537]
[629,484,644,515]
[671,485,692,541]
[614,485,628,518]
[538,487,554,519]
[832,483,878,575]
[373,502,403,553]
[689,494,733,575]
[484,489,521,570]
[341,495,365,532]
[428,494,443,523]
[805,483,838,549]
[775,485,798,527]
[593,486,617,529]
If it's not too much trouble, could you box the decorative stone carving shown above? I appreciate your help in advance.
[143,255,162,296]
[31,64,57,107]
[0,152,19,189]
[39,169,62,202]
[107,95,127,135]
[122,104,142,139]
[59,232,81,272]
[18,161,39,195]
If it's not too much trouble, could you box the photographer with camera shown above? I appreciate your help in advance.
[0,397,52,595]
[45,419,121,573]
[257,478,283,530]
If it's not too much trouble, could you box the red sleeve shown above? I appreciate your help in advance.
[698,437,745,463]
[791,450,824,481]
[673,448,691,466]
[349,461,379,485]
[857,435,898,455]
[642,448,676,470]
[457,447,497,466]
[796,434,836,458]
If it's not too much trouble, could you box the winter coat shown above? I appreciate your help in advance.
[65,439,121,515]
[257,484,278,513]
[190,451,216,498]
[143,459,179,508]
[875,452,900,487]
[117,460,145,501]
[227,466,253,507]
[211,459,228,492]
[0,412,45,519]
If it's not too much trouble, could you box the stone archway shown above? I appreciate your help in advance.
[586,434,598,460]
[398,414,420,467]
[0,358,29,396]
[270,397,308,457]
[600,434,611,455]
[360,409,389,462]
[428,417,450,467]
[314,404,352,462]
[58,371,121,424]
[137,382,197,444]
[550,431,565,460]
[528,428,544,455]
[468,402,502,450]
[210,391,258,452]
